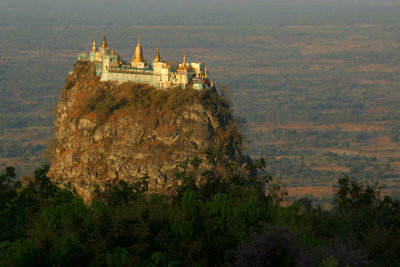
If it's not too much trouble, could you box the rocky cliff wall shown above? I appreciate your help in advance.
[49,61,248,201]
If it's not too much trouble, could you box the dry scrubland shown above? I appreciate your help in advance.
[234,24,400,202]
[1,1,400,203]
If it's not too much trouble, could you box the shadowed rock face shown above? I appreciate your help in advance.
[49,61,248,202]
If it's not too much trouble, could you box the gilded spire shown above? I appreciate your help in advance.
[211,80,214,87]
[177,49,189,72]
[204,65,208,79]
[92,38,97,52]
[133,34,145,63]
[111,48,116,55]
[154,47,161,62]
[101,32,108,49]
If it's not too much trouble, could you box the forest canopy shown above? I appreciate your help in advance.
[0,157,399,266]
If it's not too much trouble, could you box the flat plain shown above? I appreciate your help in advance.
[1,0,400,203]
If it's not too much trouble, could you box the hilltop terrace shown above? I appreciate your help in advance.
[78,33,213,90]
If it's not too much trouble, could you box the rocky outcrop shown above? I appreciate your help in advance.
[49,61,247,201]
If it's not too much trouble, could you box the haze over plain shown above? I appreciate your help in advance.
[1,0,400,202]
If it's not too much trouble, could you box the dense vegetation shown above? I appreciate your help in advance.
[1,155,400,266]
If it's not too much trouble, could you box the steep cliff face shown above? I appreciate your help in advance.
[49,61,247,201]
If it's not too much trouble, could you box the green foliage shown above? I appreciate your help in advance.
[106,247,130,267]
[3,163,400,265]
[333,176,379,214]
[319,256,338,267]
[55,235,83,266]
[3,239,44,267]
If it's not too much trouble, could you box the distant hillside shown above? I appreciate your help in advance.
[49,61,249,202]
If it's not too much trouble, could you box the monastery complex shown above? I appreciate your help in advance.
[78,33,212,90]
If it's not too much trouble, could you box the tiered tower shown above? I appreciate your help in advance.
[92,39,97,52]
[100,32,109,53]
[132,35,147,68]
[153,47,161,63]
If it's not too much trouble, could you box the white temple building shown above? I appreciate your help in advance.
[77,33,212,90]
